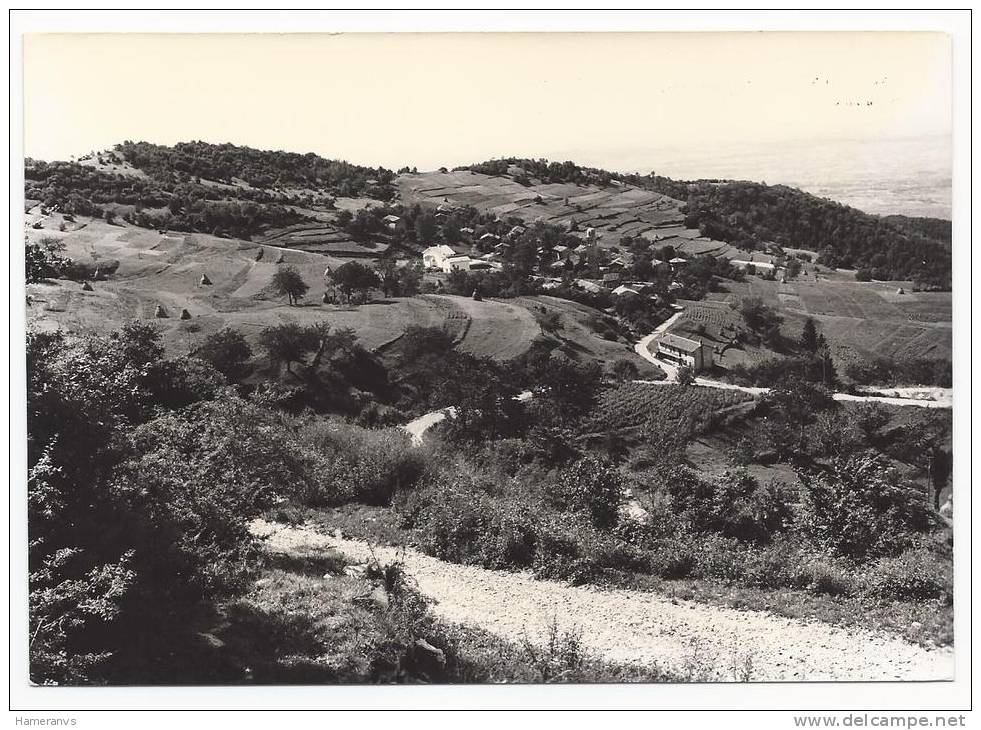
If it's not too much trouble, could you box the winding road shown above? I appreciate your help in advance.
[634,321,952,409]
[255,520,954,682]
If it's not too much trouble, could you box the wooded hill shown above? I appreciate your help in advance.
[464,158,951,287]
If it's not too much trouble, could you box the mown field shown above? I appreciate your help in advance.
[25,213,551,364]
[427,294,541,361]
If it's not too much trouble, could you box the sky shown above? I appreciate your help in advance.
[24,32,951,172]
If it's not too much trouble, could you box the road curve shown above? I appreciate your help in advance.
[634,327,951,409]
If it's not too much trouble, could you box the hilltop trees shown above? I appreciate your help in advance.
[271,266,309,306]
[330,261,379,304]
[682,181,951,286]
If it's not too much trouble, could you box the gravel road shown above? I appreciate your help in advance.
[254,520,954,682]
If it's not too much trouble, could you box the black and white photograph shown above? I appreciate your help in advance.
[8,9,972,722]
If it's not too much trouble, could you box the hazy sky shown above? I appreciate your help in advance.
[24,32,951,171]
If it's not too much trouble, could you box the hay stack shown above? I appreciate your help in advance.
[154,304,168,318]
[81,281,94,292]
[180,309,192,320]
[199,274,212,286]
[275,252,285,264]
[254,248,264,261]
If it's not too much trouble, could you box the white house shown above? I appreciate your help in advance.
[657,333,713,372]
[731,259,776,273]
[422,245,458,270]
[442,254,474,272]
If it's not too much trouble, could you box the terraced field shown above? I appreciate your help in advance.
[691,275,951,370]
[398,170,686,245]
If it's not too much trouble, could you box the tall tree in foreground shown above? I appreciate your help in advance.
[799,318,819,354]
[271,266,309,306]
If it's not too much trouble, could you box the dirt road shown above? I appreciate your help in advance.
[254,520,954,682]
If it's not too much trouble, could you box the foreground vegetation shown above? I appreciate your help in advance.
[28,309,952,684]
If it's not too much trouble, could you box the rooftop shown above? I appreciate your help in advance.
[659,333,704,353]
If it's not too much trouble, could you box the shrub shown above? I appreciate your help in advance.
[803,560,856,596]
[798,453,935,559]
[740,536,813,590]
[866,549,952,601]
[611,358,639,382]
[645,537,697,579]
[25,236,69,283]
[196,328,253,380]
[302,421,431,506]
[545,455,625,529]
[144,356,226,409]
[62,258,120,282]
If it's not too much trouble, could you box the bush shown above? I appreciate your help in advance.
[866,549,952,601]
[545,455,625,529]
[740,536,813,590]
[195,328,253,380]
[803,560,856,596]
[301,421,432,506]
[798,453,935,559]
[144,356,226,409]
[645,537,697,579]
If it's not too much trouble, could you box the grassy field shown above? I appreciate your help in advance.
[429,294,541,360]
[398,170,685,246]
[515,295,665,378]
[26,214,556,366]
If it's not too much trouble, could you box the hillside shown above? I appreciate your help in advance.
[456,158,952,286]
[24,142,956,687]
